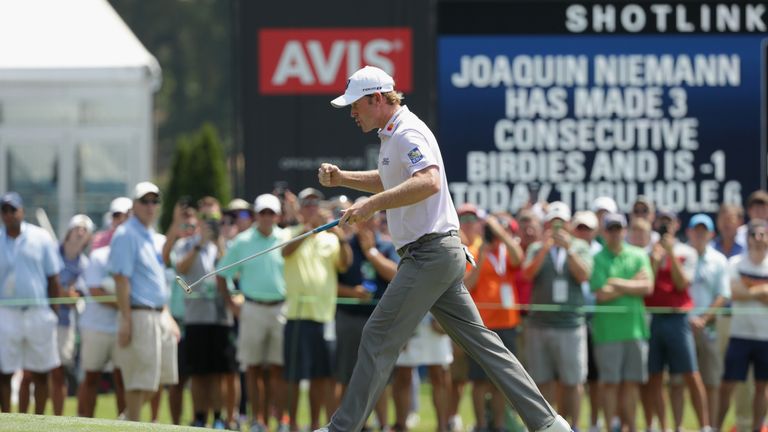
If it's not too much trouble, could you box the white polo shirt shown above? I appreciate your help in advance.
[728,252,768,341]
[377,106,460,249]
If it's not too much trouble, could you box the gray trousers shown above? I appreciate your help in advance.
[329,233,556,432]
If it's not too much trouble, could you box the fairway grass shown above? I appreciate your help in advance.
[0,413,206,431]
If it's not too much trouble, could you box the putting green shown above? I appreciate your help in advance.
[0,413,211,431]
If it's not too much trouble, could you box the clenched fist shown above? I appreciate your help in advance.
[318,163,342,187]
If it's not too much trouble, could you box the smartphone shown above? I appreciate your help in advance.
[483,223,495,242]
[273,181,289,198]
[527,181,541,204]
[552,220,563,232]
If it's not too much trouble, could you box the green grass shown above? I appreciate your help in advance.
[0,413,203,431]
[1,384,736,431]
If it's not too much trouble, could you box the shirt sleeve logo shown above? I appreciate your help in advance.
[407,147,424,164]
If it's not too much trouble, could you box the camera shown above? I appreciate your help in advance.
[658,223,669,236]
[273,181,289,199]
[483,223,496,243]
[204,218,220,239]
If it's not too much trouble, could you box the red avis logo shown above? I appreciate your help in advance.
[259,28,413,95]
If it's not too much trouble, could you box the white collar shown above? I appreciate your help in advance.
[378,106,408,138]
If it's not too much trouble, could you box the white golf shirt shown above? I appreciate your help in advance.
[377,106,460,250]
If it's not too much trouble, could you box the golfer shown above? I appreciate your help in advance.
[315,66,571,432]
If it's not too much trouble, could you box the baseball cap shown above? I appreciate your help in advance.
[688,214,715,232]
[0,191,23,209]
[747,190,768,208]
[457,203,479,216]
[133,181,160,200]
[226,198,251,212]
[572,210,598,230]
[545,201,572,223]
[633,195,655,212]
[254,194,282,215]
[657,208,678,221]
[68,214,95,234]
[330,66,395,108]
[592,196,618,214]
[109,197,132,214]
[603,212,627,229]
[298,187,325,201]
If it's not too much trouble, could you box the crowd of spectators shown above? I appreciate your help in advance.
[1,183,768,432]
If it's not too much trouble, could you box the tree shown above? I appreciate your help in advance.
[160,135,193,232]
[161,123,231,232]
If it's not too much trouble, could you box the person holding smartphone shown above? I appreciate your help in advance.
[522,202,594,428]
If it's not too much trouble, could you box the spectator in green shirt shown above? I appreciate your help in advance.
[590,213,653,432]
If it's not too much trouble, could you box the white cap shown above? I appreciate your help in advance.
[572,210,598,230]
[133,181,160,199]
[545,201,572,223]
[592,196,618,214]
[68,214,95,234]
[330,66,395,108]
[254,194,281,215]
[109,197,133,214]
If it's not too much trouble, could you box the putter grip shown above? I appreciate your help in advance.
[312,219,340,233]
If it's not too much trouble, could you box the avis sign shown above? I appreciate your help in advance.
[259,28,413,94]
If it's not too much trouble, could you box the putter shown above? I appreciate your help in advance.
[176,219,340,294]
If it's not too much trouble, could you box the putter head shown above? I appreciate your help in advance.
[176,276,192,294]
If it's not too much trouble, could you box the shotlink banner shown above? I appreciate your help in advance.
[438,1,768,215]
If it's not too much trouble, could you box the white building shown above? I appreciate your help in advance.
[0,0,161,236]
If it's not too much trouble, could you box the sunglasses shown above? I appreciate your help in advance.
[180,223,197,230]
[459,214,478,223]
[1,205,18,214]
[138,198,161,206]
[258,209,277,216]
[633,207,649,215]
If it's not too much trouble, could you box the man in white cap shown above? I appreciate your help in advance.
[92,197,133,249]
[108,181,179,421]
[592,196,618,248]
[0,192,63,413]
[316,66,571,432]
[523,202,593,429]
[50,214,95,415]
[217,193,290,432]
[78,202,132,418]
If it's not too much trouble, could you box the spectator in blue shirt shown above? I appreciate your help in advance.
[109,182,180,421]
[0,192,63,414]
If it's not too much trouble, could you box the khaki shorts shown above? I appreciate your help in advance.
[115,310,178,391]
[0,306,60,373]
[80,329,117,372]
[526,325,588,386]
[238,301,286,367]
[595,339,648,384]
[57,324,76,367]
